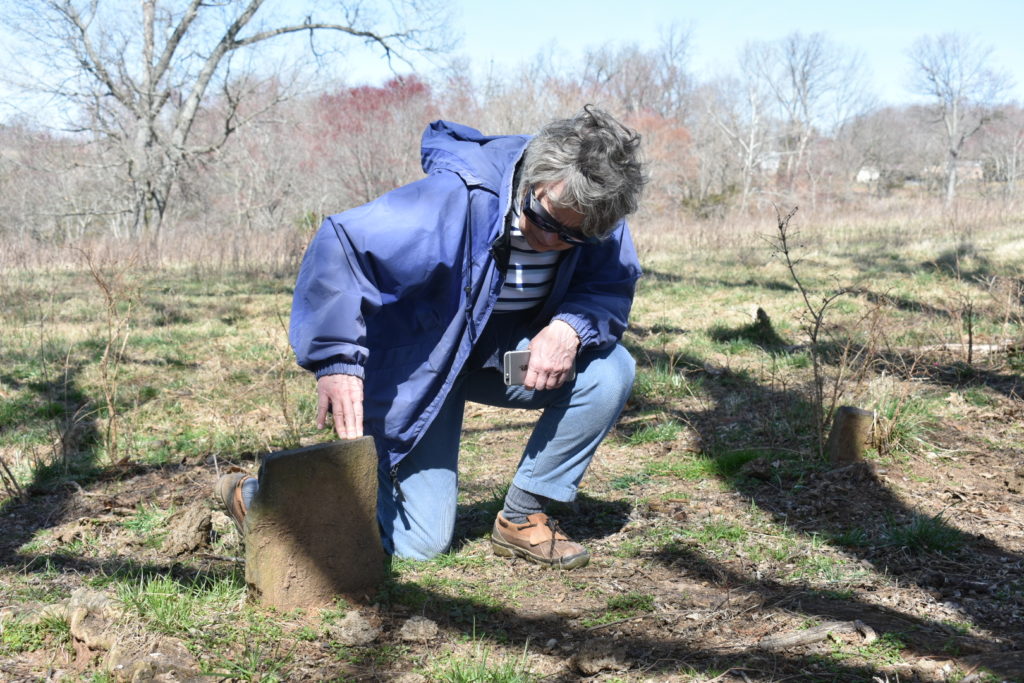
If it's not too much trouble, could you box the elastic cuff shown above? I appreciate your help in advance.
[314,360,365,379]
[552,313,592,348]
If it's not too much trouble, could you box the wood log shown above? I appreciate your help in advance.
[757,620,875,651]
[825,406,875,466]
[244,437,387,608]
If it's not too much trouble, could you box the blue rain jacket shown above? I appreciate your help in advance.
[290,120,642,470]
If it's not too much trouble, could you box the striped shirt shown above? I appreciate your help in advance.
[494,216,560,312]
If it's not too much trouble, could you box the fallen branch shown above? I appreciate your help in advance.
[757,619,877,651]
[914,343,1013,355]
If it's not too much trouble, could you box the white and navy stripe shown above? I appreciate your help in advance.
[494,224,559,311]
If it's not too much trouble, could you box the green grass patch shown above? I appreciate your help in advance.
[206,640,294,682]
[609,472,649,490]
[644,449,766,481]
[116,573,246,636]
[687,521,747,545]
[606,592,655,613]
[830,631,907,666]
[430,640,535,683]
[874,394,936,456]
[960,387,994,408]
[626,420,682,445]
[120,504,173,535]
[883,512,965,553]
[0,615,71,655]
[792,554,855,583]
[630,359,699,402]
[581,591,656,627]
[829,526,872,549]
[707,317,789,351]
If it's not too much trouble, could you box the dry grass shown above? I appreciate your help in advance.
[0,203,1022,681]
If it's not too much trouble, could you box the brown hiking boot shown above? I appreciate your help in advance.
[215,472,254,535]
[491,512,590,570]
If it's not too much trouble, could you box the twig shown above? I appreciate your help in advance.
[585,610,694,632]
[0,456,27,503]
[770,205,848,459]
[704,669,758,683]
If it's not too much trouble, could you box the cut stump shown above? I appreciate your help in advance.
[244,437,387,608]
[825,406,875,466]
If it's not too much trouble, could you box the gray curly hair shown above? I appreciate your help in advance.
[519,105,647,238]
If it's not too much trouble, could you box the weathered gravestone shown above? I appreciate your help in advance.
[825,406,876,466]
[244,437,387,608]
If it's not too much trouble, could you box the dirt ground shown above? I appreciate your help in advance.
[1,368,1022,682]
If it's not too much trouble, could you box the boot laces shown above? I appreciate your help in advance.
[545,516,564,556]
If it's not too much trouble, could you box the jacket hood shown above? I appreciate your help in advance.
[420,120,529,193]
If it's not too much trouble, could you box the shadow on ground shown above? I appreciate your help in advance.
[615,323,1024,679]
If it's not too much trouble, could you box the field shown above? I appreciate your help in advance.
[1,208,1022,682]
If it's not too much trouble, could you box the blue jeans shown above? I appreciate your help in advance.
[377,335,635,560]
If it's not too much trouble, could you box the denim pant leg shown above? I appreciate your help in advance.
[465,342,636,502]
[377,375,467,561]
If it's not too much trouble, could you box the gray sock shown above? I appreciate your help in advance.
[241,477,259,509]
[502,484,550,524]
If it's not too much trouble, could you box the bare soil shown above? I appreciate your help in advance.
[1,367,1022,681]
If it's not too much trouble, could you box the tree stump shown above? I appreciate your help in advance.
[244,437,387,608]
[825,406,875,466]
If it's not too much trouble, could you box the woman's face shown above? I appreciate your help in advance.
[519,180,586,253]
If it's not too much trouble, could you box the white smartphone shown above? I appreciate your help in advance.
[503,349,576,386]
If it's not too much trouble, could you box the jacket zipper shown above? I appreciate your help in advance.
[389,465,404,502]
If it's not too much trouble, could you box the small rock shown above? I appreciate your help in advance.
[105,635,202,682]
[328,610,380,646]
[68,588,118,617]
[572,638,631,675]
[399,616,439,642]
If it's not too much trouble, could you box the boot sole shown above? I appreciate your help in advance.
[490,535,590,570]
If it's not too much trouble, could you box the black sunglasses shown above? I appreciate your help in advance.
[521,185,599,246]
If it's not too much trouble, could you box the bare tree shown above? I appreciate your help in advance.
[702,46,775,209]
[3,0,451,247]
[977,104,1024,198]
[746,32,871,193]
[580,25,691,119]
[907,33,1012,204]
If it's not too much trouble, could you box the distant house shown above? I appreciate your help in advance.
[855,166,880,184]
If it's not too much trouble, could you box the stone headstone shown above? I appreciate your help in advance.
[244,438,387,608]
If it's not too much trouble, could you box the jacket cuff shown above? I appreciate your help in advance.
[313,360,365,380]
[552,313,593,349]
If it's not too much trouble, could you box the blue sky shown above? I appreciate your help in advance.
[1,0,1020,125]
[345,0,1024,105]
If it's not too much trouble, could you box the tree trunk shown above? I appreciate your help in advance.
[945,151,959,205]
